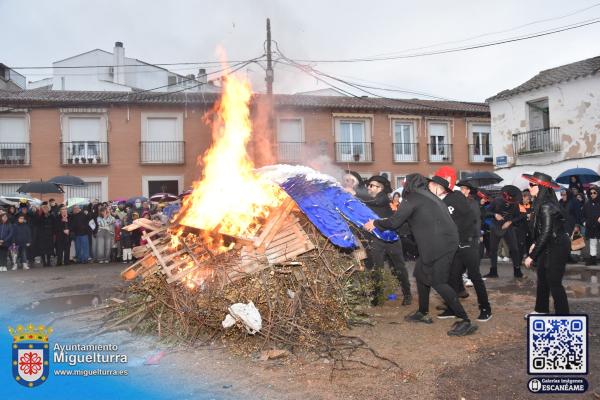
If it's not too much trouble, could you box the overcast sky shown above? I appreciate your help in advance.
[2,0,600,101]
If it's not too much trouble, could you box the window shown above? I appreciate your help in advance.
[470,123,492,162]
[528,99,549,131]
[142,175,183,198]
[0,182,28,196]
[65,182,102,201]
[336,119,372,162]
[428,122,450,162]
[393,121,417,162]
[0,116,29,165]
[62,115,108,164]
[395,175,406,189]
[277,118,304,162]
[141,113,184,164]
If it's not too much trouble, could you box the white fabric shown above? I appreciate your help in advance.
[222,301,262,334]
[590,238,598,257]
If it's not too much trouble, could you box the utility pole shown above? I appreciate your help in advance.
[265,18,274,96]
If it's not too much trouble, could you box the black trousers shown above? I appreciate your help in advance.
[55,237,70,265]
[367,237,411,298]
[534,235,570,314]
[450,241,491,311]
[516,225,529,260]
[416,253,469,321]
[0,246,7,266]
[489,227,521,273]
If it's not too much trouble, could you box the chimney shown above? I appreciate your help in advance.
[113,41,126,85]
[197,68,207,84]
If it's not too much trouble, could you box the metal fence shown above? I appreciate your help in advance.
[468,144,493,163]
[0,143,30,166]
[334,142,373,163]
[276,142,305,163]
[392,142,419,162]
[428,143,453,163]
[60,142,109,165]
[140,141,185,164]
[512,127,560,156]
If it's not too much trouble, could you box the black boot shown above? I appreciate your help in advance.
[484,269,499,278]
[514,267,524,278]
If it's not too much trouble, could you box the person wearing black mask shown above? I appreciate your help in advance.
[483,185,524,278]
[365,174,477,336]
[362,175,411,306]
[523,172,570,315]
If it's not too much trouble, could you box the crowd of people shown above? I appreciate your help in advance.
[343,168,597,337]
[0,197,171,271]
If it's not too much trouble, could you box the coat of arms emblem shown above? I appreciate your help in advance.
[8,323,53,388]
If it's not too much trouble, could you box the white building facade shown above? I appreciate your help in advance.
[28,42,219,93]
[487,56,600,184]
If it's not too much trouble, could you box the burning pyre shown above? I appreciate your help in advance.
[114,73,370,353]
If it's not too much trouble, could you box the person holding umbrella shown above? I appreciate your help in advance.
[583,186,600,265]
[523,172,570,315]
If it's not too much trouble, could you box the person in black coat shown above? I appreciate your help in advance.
[583,187,600,265]
[0,213,14,271]
[12,214,32,270]
[523,172,570,315]
[54,206,71,266]
[362,175,411,306]
[35,205,55,266]
[483,186,524,278]
[70,205,91,263]
[365,173,477,336]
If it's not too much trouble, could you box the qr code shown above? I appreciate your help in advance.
[528,315,587,374]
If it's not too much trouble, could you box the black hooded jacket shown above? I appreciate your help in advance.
[441,191,479,244]
[374,174,458,264]
[363,191,393,219]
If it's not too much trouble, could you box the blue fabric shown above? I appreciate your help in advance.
[278,176,398,249]
[163,204,180,220]
[75,235,89,262]
[556,168,600,184]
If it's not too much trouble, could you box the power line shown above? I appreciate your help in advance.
[284,17,600,63]
[367,2,600,58]
[9,58,263,70]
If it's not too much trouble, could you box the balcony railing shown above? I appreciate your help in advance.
[0,143,30,166]
[512,127,560,156]
[468,144,493,163]
[335,142,373,163]
[140,141,185,164]
[60,141,109,165]
[277,142,305,163]
[392,143,419,163]
[428,143,453,163]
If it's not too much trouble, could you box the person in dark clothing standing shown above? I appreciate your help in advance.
[365,173,477,337]
[516,191,533,261]
[0,213,14,272]
[54,206,71,266]
[523,172,570,315]
[583,187,600,265]
[12,214,32,270]
[35,205,55,266]
[362,175,411,306]
[445,177,492,322]
[483,185,524,278]
[70,205,90,263]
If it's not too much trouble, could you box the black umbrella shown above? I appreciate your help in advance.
[49,175,85,186]
[17,180,64,197]
[461,171,503,187]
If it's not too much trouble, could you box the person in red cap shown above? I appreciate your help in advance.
[522,172,570,315]
[430,169,492,322]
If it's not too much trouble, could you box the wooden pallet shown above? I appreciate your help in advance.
[121,197,316,286]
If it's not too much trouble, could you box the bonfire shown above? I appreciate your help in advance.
[110,73,386,358]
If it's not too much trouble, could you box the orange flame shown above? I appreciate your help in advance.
[177,74,285,238]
